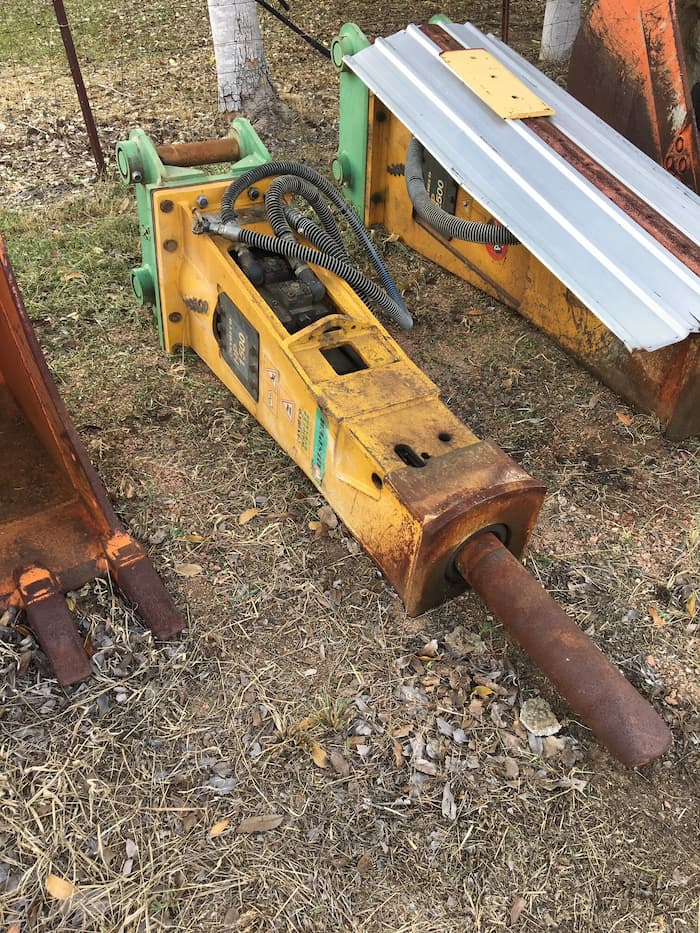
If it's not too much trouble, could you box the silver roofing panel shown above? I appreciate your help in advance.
[346,24,700,352]
[443,22,700,244]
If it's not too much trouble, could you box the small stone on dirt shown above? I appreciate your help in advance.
[519,698,561,736]
[444,625,486,657]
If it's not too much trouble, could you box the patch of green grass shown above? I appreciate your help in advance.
[1,180,140,319]
[309,690,352,732]
[0,0,211,67]
[0,179,170,425]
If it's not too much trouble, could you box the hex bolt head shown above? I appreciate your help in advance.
[168,312,182,323]
[196,195,209,209]
[248,187,260,201]
[163,239,178,252]
[160,199,174,213]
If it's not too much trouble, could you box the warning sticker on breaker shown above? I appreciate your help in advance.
[296,409,311,452]
[282,399,295,423]
[263,361,279,414]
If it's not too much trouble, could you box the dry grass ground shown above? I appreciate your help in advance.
[1,1,699,931]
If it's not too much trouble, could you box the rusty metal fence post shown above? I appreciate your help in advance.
[51,0,105,175]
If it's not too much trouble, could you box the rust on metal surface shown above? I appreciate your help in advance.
[52,0,105,175]
[106,531,184,639]
[455,534,673,766]
[568,0,700,192]
[526,116,700,275]
[157,137,241,167]
[0,235,184,683]
[423,21,698,269]
[420,22,459,52]
[16,567,92,685]
[379,440,545,616]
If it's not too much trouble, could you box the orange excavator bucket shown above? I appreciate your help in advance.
[568,0,700,192]
[0,235,184,684]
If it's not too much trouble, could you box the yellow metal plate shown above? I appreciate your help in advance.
[441,49,555,119]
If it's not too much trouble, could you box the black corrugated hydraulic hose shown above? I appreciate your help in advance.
[282,205,348,261]
[201,217,412,329]
[266,175,348,260]
[405,138,519,246]
[219,160,411,326]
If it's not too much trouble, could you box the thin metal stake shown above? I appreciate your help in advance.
[501,0,511,43]
[52,0,105,175]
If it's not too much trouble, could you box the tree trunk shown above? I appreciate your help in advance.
[540,0,581,61]
[207,0,276,114]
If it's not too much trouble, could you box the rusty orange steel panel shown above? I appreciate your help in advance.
[0,236,183,684]
[569,0,700,193]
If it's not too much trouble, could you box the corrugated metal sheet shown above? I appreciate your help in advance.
[345,24,700,352]
[461,23,700,244]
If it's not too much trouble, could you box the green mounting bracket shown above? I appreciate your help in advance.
[332,17,450,219]
[115,120,271,349]
[331,22,371,217]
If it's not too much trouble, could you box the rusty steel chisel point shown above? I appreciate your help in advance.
[455,533,673,767]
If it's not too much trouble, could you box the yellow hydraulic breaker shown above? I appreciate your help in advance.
[119,126,672,766]
[0,236,184,685]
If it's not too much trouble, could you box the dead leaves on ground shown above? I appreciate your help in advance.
[174,561,203,577]
[441,782,457,821]
[310,741,328,769]
[271,627,587,804]
[45,874,77,899]
[309,504,339,540]
[208,814,284,837]
[648,605,666,628]
[330,749,350,776]
[208,817,230,838]
[510,894,527,925]
[236,814,283,834]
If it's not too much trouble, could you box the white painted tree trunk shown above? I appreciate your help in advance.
[207,0,274,113]
[540,0,581,61]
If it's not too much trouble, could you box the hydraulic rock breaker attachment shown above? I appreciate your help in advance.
[0,236,183,685]
[333,20,700,439]
[121,125,671,765]
[568,0,700,193]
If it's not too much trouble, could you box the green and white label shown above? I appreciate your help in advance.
[311,409,328,484]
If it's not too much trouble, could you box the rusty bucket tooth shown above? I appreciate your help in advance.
[106,532,184,639]
[0,235,184,684]
[16,567,92,686]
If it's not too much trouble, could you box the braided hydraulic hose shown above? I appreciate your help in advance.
[220,161,410,321]
[204,218,413,330]
[405,138,519,246]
